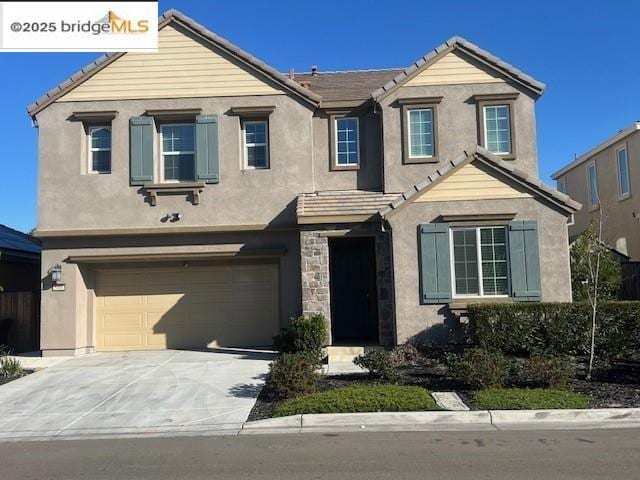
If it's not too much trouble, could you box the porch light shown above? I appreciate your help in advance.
[49,264,62,284]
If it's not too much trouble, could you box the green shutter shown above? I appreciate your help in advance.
[419,223,452,304]
[508,220,542,301]
[129,116,154,185]
[196,114,220,184]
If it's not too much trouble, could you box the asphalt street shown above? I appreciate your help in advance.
[1,428,639,479]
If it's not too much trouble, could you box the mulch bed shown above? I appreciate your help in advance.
[248,357,640,421]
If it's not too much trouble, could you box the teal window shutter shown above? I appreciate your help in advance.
[196,115,220,184]
[129,116,154,185]
[508,220,542,301]
[419,223,452,304]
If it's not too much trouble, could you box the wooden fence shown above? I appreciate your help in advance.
[0,292,40,353]
[621,262,640,300]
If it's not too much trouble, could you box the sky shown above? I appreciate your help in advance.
[1,0,639,233]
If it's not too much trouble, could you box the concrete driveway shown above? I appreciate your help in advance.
[0,349,275,440]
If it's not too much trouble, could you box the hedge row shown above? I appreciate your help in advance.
[467,302,640,363]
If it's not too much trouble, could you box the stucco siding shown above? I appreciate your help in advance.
[58,25,284,102]
[39,230,301,355]
[387,197,572,344]
[559,130,640,259]
[380,82,538,194]
[37,95,314,231]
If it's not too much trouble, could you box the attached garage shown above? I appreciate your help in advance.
[95,262,280,351]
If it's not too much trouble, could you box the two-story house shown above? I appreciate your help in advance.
[29,9,579,356]
[552,122,639,260]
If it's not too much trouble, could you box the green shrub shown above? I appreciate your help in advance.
[390,343,423,367]
[472,388,590,410]
[468,302,640,364]
[446,348,507,389]
[520,354,575,388]
[0,355,23,379]
[273,314,326,360]
[267,353,319,399]
[354,350,398,383]
[274,384,438,416]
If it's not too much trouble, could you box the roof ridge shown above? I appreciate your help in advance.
[292,67,404,75]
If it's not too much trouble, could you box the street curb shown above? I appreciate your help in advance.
[241,407,640,433]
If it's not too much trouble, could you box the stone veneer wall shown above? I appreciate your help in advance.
[300,222,395,345]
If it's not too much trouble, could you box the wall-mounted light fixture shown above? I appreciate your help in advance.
[48,264,65,291]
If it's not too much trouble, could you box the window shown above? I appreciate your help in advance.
[616,146,630,198]
[335,117,359,166]
[408,108,435,158]
[243,120,269,169]
[450,226,509,297]
[587,162,599,207]
[483,105,512,155]
[160,124,195,182]
[557,178,567,194]
[88,126,111,173]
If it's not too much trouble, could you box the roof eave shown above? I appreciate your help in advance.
[26,9,321,119]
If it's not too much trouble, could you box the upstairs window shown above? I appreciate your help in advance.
[243,120,269,169]
[408,108,435,158]
[483,105,512,155]
[450,226,509,297]
[335,117,359,167]
[88,126,111,174]
[587,162,599,207]
[160,124,195,182]
[616,145,630,199]
[557,177,567,194]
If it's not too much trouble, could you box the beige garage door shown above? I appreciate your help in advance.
[95,263,279,351]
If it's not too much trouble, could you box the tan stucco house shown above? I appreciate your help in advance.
[552,122,639,260]
[29,9,580,356]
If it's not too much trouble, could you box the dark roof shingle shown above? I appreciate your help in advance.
[292,69,403,103]
[0,225,41,255]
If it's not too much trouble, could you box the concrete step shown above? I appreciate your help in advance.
[325,346,365,356]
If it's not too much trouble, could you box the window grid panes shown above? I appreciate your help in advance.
[161,124,195,182]
[452,227,509,297]
[408,108,434,158]
[557,178,567,194]
[336,117,359,165]
[484,105,511,154]
[617,147,630,197]
[588,163,599,206]
[89,126,111,173]
[244,121,268,169]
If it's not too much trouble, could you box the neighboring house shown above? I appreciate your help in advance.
[28,9,579,356]
[0,225,41,293]
[552,122,640,260]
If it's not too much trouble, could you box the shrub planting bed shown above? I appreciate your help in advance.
[470,388,590,410]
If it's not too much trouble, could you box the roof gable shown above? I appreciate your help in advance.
[372,37,545,101]
[27,9,320,117]
[379,146,581,218]
[405,50,504,87]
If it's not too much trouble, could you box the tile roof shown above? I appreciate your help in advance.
[293,69,403,103]
[371,36,546,101]
[27,9,321,117]
[378,146,581,218]
[0,225,41,255]
[297,190,402,222]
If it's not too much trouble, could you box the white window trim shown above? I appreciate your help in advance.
[87,125,111,174]
[616,145,631,200]
[407,108,435,159]
[449,226,511,299]
[587,161,599,209]
[334,116,360,166]
[483,104,512,155]
[243,120,269,170]
[159,123,195,184]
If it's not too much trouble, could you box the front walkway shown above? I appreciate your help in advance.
[0,349,274,439]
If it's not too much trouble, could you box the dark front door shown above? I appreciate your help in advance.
[329,237,379,343]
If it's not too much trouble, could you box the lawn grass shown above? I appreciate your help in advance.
[274,384,439,417]
[472,388,590,410]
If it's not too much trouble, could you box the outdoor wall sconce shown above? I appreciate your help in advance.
[48,264,65,291]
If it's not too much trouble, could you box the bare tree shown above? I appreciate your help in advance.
[585,211,604,381]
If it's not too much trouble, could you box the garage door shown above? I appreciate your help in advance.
[95,263,279,351]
